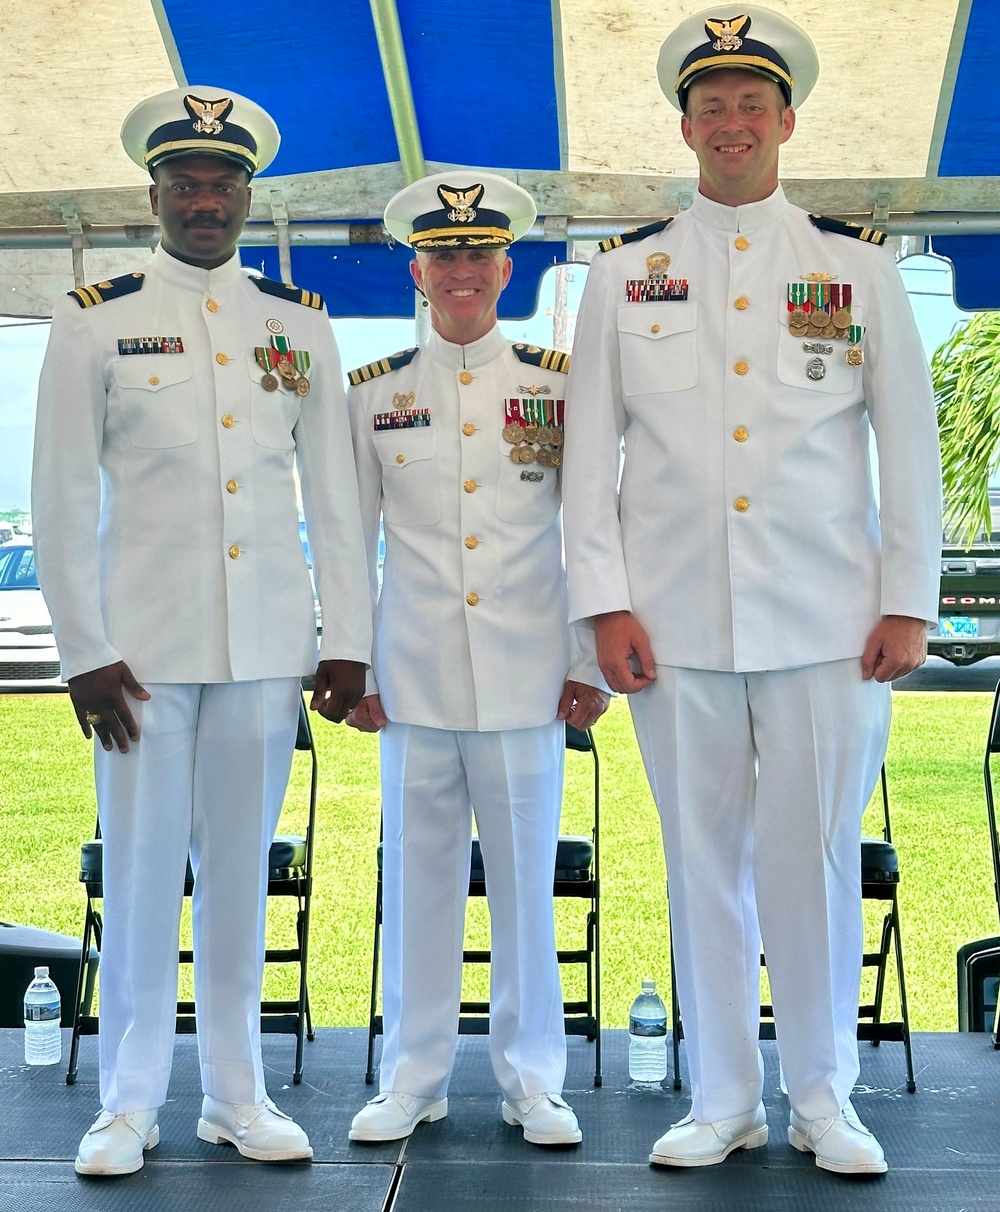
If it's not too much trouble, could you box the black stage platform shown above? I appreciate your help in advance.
[2,1027,999,1211]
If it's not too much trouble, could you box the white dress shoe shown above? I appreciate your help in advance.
[75,1108,159,1176]
[649,1102,767,1167]
[349,1092,448,1142]
[788,1100,887,1175]
[502,1093,582,1146]
[197,1096,312,1161]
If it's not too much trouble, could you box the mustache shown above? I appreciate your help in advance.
[184,214,227,229]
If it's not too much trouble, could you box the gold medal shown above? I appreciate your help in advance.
[809,308,830,329]
[509,446,524,463]
[519,445,536,464]
[846,347,864,366]
[549,450,563,468]
[832,308,852,330]
[536,425,553,445]
[277,362,297,380]
[295,376,310,397]
[789,324,809,339]
[524,424,539,443]
[261,372,278,392]
[788,308,809,327]
[548,429,564,447]
[502,423,523,444]
[536,448,554,467]
[821,323,837,339]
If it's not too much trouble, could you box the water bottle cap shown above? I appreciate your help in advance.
[34,966,49,978]
[641,978,656,992]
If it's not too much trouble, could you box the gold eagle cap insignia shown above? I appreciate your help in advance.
[184,94,233,135]
[437,183,485,224]
[704,13,751,52]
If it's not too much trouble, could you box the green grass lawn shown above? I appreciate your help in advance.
[2,690,997,1033]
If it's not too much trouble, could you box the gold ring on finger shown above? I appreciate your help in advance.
[85,711,101,726]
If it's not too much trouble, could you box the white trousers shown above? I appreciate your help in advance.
[378,720,567,1101]
[93,678,302,1112]
[629,659,891,1123]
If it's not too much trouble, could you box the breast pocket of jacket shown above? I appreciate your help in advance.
[248,358,300,450]
[775,304,862,396]
[111,357,197,448]
[617,302,699,396]
[375,428,440,526]
[495,436,561,525]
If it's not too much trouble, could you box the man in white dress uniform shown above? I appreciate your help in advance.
[345,172,608,1147]
[31,87,370,1175]
[562,6,941,1176]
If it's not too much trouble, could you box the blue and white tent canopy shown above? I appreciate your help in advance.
[1,0,997,316]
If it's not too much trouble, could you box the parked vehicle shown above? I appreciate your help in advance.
[0,539,64,689]
[930,474,1000,666]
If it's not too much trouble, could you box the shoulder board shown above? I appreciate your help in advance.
[347,347,420,386]
[808,214,886,246]
[250,275,325,309]
[598,218,673,254]
[68,272,145,308]
[512,344,571,375]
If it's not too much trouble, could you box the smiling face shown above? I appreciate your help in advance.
[681,69,795,207]
[149,153,252,269]
[410,247,513,345]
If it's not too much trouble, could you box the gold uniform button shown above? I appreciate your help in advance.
[465,535,479,549]
[734,296,749,310]
[148,376,159,386]
[733,427,749,442]
[464,479,477,493]
[228,544,242,559]
[215,352,230,366]
[734,360,749,375]
[734,236,749,251]
[734,497,750,513]
[462,422,476,436]
[466,592,480,606]
[206,298,219,313]
[221,414,235,428]
[226,479,238,494]
[651,324,660,334]
[396,454,405,464]
[459,371,473,385]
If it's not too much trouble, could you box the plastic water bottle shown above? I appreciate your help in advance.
[23,967,61,1065]
[628,977,667,1082]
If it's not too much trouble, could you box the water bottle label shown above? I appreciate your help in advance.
[630,1016,667,1037]
[25,1005,60,1023]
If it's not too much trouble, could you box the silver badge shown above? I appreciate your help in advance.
[520,470,544,483]
[266,318,284,335]
[806,356,827,381]
[802,341,833,355]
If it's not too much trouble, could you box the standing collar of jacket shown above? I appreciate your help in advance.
[424,323,509,372]
[149,243,246,293]
[689,185,790,234]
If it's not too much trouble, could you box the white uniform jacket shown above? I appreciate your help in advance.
[32,245,371,683]
[348,325,603,731]
[563,187,942,672]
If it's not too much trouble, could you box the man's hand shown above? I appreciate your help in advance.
[594,611,657,694]
[69,661,150,753]
[310,659,367,722]
[557,681,611,731]
[346,693,388,733]
[861,615,928,683]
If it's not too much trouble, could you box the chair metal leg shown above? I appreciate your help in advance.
[592,903,602,1087]
[66,902,100,1086]
[888,895,916,1092]
[365,880,383,1085]
[869,910,893,1048]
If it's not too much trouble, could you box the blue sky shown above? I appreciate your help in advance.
[0,255,968,516]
